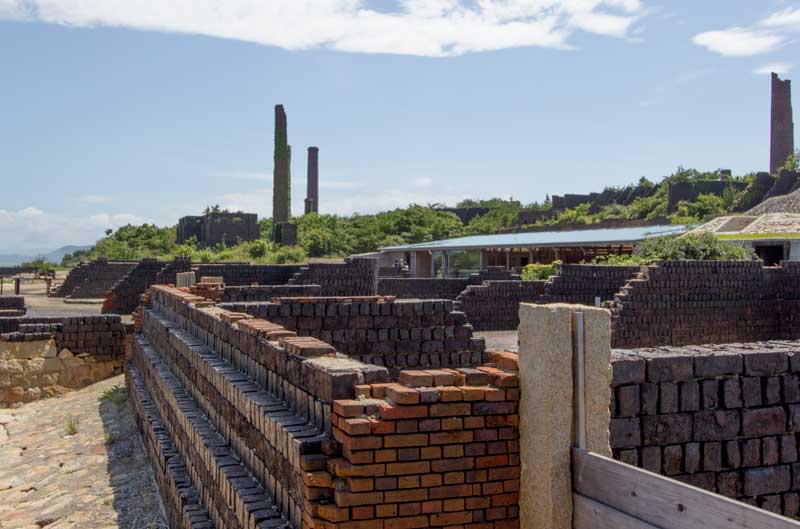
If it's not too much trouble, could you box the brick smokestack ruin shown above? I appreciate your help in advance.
[305,146,319,214]
[273,104,291,223]
[770,72,795,174]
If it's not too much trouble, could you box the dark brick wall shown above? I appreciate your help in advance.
[455,281,545,331]
[290,257,378,296]
[609,261,791,349]
[220,297,487,376]
[192,263,302,286]
[541,264,641,306]
[221,284,321,302]
[0,315,126,360]
[53,259,138,298]
[102,258,168,315]
[0,296,25,313]
[611,341,800,517]
[378,278,469,300]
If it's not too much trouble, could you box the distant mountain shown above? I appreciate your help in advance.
[0,245,91,266]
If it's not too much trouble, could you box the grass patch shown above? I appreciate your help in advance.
[65,416,79,436]
[99,386,127,409]
[104,431,117,445]
[716,232,800,240]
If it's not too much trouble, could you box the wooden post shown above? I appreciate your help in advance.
[14,278,20,295]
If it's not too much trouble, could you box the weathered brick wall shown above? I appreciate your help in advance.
[103,258,169,315]
[0,295,25,316]
[131,285,522,529]
[455,281,545,331]
[378,278,469,300]
[220,296,487,376]
[221,284,322,302]
[541,264,641,306]
[290,257,378,296]
[325,353,521,529]
[468,267,520,285]
[192,262,302,286]
[610,341,800,517]
[610,261,783,348]
[52,259,138,298]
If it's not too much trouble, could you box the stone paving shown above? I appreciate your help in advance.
[0,375,165,529]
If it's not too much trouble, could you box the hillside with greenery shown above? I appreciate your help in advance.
[59,166,765,266]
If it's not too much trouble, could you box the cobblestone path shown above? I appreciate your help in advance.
[0,375,166,529]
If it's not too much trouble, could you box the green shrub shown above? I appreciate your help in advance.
[521,260,561,281]
[273,245,307,264]
[597,233,754,265]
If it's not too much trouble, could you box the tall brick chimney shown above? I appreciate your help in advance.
[305,146,319,215]
[273,104,291,223]
[770,73,794,174]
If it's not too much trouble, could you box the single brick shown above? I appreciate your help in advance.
[742,407,786,437]
[744,466,791,497]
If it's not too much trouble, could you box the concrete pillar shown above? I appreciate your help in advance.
[517,303,612,529]
[480,250,488,270]
[505,251,510,270]
[771,73,795,174]
[305,146,319,214]
[14,278,21,295]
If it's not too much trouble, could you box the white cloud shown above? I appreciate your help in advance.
[413,177,433,188]
[760,7,800,29]
[692,27,783,57]
[0,0,645,57]
[0,207,151,250]
[754,62,792,75]
[78,194,111,205]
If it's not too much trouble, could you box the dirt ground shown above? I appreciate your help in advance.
[8,275,103,318]
[476,331,519,352]
[0,375,166,529]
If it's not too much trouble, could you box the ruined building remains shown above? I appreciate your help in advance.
[305,146,319,214]
[771,72,795,174]
[177,211,259,246]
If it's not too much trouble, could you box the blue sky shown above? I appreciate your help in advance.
[1,0,800,250]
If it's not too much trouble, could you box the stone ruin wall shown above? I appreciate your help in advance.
[130,284,521,529]
[220,296,487,377]
[455,281,546,331]
[610,341,800,517]
[290,257,378,297]
[0,315,127,405]
[221,284,322,302]
[378,278,469,300]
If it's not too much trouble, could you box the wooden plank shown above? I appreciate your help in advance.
[573,493,661,529]
[573,448,800,529]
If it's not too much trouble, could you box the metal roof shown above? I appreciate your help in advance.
[381,224,687,252]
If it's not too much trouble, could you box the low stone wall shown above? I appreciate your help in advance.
[221,284,321,302]
[0,296,25,317]
[610,340,800,517]
[0,315,126,405]
[378,277,469,300]
[455,281,546,331]
[541,264,641,306]
[220,296,486,375]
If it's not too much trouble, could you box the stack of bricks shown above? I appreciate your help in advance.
[780,261,800,338]
[190,277,225,302]
[540,264,642,306]
[0,322,61,341]
[129,284,525,529]
[54,315,126,359]
[378,278,469,301]
[219,296,487,375]
[52,258,138,298]
[320,350,521,529]
[193,263,303,286]
[103,258,171,315]
[222,284,322,302]
[610,341,800,517]
[610,260,782,348]
[0,295,26,317]
[290,257,378,297]
[454,281,545,331]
